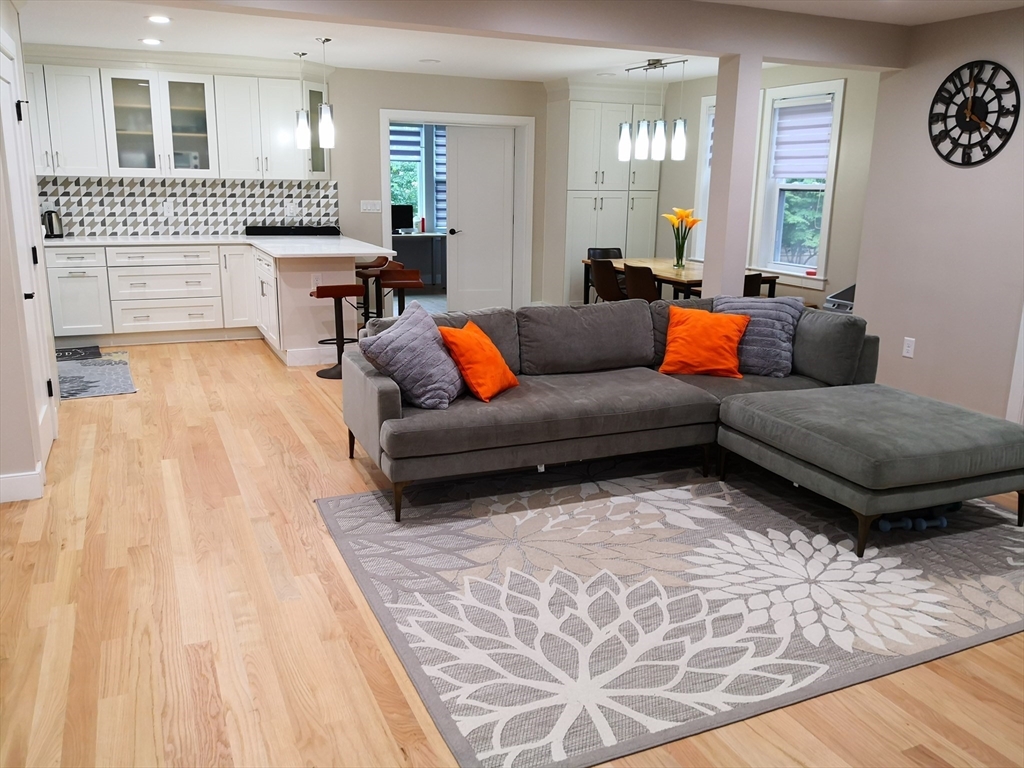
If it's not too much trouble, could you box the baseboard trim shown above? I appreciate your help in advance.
[284,345,339,366]
[56,326,262,348]
[0,463,45,503]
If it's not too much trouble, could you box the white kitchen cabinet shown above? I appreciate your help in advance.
[254,250,280,347]
[215,76,263,179]
[625,191,659,260]
[107,264,221,301]
[47,267,113,336]
[101,70,219,177]
[24,64,54,175]
[304,81,331,180]
[220,245,256,327]
[258,78,305,180]
[110,297,223,333]
[567,102,634,192]
[564,191,628,304]
[42,65,108,176]
[598,103,631,190]
[629,104,663,191]
[595,192,629,250]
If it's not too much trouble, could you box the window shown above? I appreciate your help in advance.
[752,81,843,278]
[691,96,716,262]
[388,122,447,231]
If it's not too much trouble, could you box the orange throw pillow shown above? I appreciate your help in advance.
[438,321,519,402]
[659,306,750,378]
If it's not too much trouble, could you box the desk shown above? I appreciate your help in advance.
[581,258,778,303]
[392,233,446,289]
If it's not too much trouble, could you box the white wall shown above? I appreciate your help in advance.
[655,65,880,306]
[856,7,1024,417]
[327,67,548,299]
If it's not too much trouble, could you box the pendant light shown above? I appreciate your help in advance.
[671,60,688,161]
[316,37,335,149]
[635,68,650,161]
[651,66,667,161]
[294,52,311,149]
[617,68,632,161]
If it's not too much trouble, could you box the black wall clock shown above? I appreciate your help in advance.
[929,59,1019,167]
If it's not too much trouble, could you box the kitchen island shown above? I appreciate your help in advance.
[43,234,395,366]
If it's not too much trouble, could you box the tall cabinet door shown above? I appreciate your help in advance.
[563,191,599,304]
[625,191,659,260]
[595,192,628,253]
[258,78,304,180]
[304,81,331,180]
[214,76,263,179]
[100,69,164,176]
[24,64,54,175]
[43,65,108,176]
[598,103,631,190]
[220,245,256,327]
[566,102,601,191]
[157,72,219,178]
[630,104,663,191]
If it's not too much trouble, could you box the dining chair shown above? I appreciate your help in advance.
[591,258,627,302]
[624,264,661,303]
[686,272,764,299]
[587,247,626,298]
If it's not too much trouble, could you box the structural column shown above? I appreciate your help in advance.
[701,53,762,297]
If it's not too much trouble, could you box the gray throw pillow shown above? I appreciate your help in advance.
[357,301,464,409]
[792,309,868,386]
[713,296,805,377]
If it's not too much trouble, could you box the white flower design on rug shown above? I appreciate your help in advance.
[393,567,826,768]
[685,529,951,653]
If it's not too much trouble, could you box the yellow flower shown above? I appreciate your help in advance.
[661,213,680,227]
[673,208,694,220]
[684,216,703,230]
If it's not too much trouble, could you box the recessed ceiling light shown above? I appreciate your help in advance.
[147,15,171,24]
[139,38,162,45]
[596,72,616,77]
[419,59,441,64]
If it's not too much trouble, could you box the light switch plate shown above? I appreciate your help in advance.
[360,200,382,213]
[902,337,915,358]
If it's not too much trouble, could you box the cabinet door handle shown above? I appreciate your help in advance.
[264,156,268,172]
[127,254,144,259]
[223,254,227,269]
[158,154,162,171]
[601,170,604,183]
[168,154,172,172]
[188,312,205,317]
[260,280,266,297]
[592,197,596,210]
[129,282,147,286]
[68,271,87,275]
[44,150,50,168]
[133,315,150,320]
[54,150,61,168]
[630,197,634,210]
[600,197,604,210]
[185,280,202,285]
[66,255,85,260]
[183,253,202,258]
[255,156,260,172]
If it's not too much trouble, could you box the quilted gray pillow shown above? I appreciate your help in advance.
[358,301,464,409]
[713,296,805,377]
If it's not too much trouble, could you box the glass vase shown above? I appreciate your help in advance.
[674,238,687,269]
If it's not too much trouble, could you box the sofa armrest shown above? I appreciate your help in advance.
[853,335,879,384]
[342,348,402,466]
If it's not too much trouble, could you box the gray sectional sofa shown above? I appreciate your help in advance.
[342,298,879,518]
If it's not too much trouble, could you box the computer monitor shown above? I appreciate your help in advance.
[391,204,414,231]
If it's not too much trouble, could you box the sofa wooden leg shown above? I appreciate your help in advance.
[1018,490,1023,527]
[718,447,729,481]
[348,429,355,460]
[393,482,407,523]
[854,511,881,557]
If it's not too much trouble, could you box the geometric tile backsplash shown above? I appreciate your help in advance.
[37,176,339,237]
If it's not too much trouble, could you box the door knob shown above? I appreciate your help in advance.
[448,228,462,235]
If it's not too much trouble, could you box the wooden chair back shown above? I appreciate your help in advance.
[591,258,627,302]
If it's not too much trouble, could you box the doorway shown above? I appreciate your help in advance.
[379,109,534,313]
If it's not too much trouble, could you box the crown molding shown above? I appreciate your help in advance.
[545,78,670,105]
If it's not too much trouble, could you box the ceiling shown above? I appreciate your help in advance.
[18,0,720,83]
[697,0,1024,26]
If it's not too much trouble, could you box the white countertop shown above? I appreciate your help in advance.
[43,234,396,261]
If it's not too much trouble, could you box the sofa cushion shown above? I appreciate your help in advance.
[720,383,1024,489]
[668,373,827,400]
[357,301,464,410]
[516,300,654,375]
[792,309,867,386]
[380,367,719,459]
[713,296,804,378]
[367,306,521,374]
[650,298,715,366]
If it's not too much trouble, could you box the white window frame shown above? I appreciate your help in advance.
[750,79,844,283]
[691,95,716,262]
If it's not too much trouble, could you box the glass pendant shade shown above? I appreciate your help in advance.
[671,118,687,161]
[295,109,311,149]
[651,119,666,161]
[634,119,650,161]
[319,103,335,148]
[617,122,631,162]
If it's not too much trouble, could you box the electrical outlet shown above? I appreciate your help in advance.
[286,202,298,216]
[163,200,174,218]
[311,273,323,291]
[360,200,382,213]
[902,337,915,358]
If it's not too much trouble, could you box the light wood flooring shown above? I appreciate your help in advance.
[1,339,1021,768]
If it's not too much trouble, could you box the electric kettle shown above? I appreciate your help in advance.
[42,210,63,239]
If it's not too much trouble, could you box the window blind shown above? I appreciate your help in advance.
[389,123,423,162]
[770,100,833,180]
[434,126,447,228]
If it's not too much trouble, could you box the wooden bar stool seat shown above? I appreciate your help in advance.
[378,267,425,315]
[354,255,391,325]
[310,283,365,379]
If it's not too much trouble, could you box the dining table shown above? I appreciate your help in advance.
[580,257,778,303]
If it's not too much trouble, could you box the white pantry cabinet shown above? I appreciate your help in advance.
[629,104,663,191]
[624,191,659,260]
[220,245,256,327]
[567,102,634,192]
[41,65,108,176]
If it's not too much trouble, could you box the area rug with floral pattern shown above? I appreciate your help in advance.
[315,453,1023,768]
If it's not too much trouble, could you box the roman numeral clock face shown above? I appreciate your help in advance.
[930,60,1019,166]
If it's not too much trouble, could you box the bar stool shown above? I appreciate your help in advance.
[378,262,425,314]
[310,283,364,379]
[354,255,391,326]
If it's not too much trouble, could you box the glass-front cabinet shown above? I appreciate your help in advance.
[100,70,219,177]
[303,81,331,180]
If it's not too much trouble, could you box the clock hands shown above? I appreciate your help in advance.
[970,113,991,131]
[966,67,975,119]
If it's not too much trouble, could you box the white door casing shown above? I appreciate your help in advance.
[446,125,515,312]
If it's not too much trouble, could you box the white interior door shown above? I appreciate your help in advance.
[2,37,58,466]
[446,125,515,311]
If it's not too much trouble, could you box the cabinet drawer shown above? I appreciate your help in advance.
[45,246,106,268]
[106,245,219,266]
[108,265,221,300]
[254,250,276,279]
[111,297,224,333]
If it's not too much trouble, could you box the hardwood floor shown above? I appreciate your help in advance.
[1,339,1021,768]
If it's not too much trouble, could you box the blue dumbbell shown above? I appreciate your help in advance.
[878,517,913,532]
[913,516,947,531]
